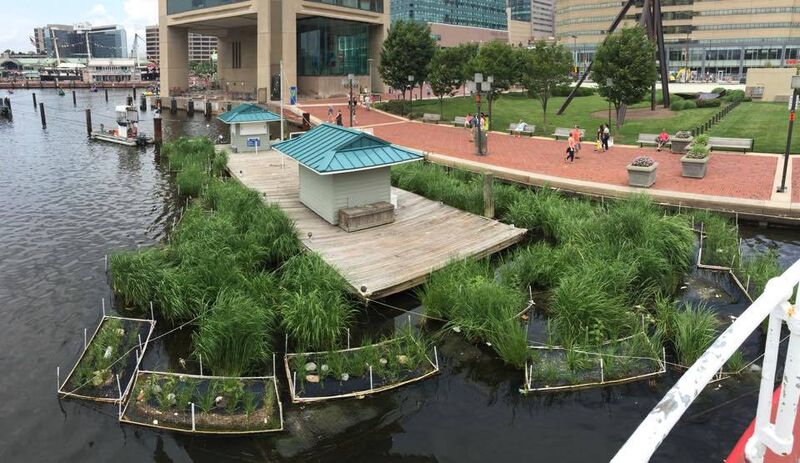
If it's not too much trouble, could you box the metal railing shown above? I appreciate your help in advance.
[612,259,800,462]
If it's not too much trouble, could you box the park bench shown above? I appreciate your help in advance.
[508,123,535,137]
[637,133,671,148]
[422,113,441,124]
[708,137,754,153]
[453,116,470,127]
[552,127,585,140]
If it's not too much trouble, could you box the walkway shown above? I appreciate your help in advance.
[227,151,526,299]
[295,104,800,221]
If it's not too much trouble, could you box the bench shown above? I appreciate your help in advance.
[338,202,395,232]
[508,123,535,136]
[453,116,468,127]
[637,133,671,147]
[422,113,441,124]
[708,137,754,153]
[552,127,585,140]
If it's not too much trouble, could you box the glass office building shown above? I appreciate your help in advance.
[391,0,508,31]
[34,24,127,59]
[297,18,369,76]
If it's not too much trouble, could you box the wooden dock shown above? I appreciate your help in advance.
[227,151,527,299]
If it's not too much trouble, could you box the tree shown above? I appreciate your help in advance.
[428,48,464,116]
[190,60,216,78]
[469,41,519,130]
[379,20,437,102]
[592,27,657,128]
[518,41,572,131]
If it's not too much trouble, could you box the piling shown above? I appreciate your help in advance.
[483,173,494,218]
[72,90,76,106]
[3,97,10,111]
[85,108,92,136]
[39,102,46,127]
[170,97,177,114]
[139,94,147,111]
[132,86,137,99]
[126,95,133,106]
[153,114,163,143]
[32,92,37,107]
[104,88,109,102]
[187,99,194,116]
[205,101,212,119]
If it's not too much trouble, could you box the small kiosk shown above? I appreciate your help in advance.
[217,103,281,152]
[273,124,423,231]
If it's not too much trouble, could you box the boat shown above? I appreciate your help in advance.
[90,85,98,93]
[57,88,65,96]
[6,89,13,95]
[90,105,154,147]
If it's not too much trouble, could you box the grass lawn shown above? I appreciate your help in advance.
[398,93,718,146]
[709,102,800,154]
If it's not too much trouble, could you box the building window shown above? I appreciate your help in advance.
[232,41,241,69]
[306,0,383,14]
[297,18,369,77]
[167,0,247,15]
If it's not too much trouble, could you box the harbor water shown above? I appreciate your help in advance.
[1,89,798,462]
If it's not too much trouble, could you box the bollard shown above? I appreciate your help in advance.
[57,366,60,391]
[39,102,46,127]
[105,88,108,102]
[85,108,92,136]
[32,92,37,107]
[72,90,76,106]
[187,99,194,116]
[170,97,177,114]
[84,328,88,349]
[153,115,162,143]
[139,94,147,111]
[191,403,196,431]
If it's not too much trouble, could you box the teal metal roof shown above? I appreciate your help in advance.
[217,103,281,124]
[272,124,423,174]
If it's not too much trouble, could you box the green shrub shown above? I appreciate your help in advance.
[696,98,721,108]
[722,90,748,102]
[711,87,726,94]
[686,144,710,159]
[694,133,710,145]
[682,100,698,110]
[552,86,595,97]
[374,99,411,116]
[176,164,207,197]
[670,100,685,111]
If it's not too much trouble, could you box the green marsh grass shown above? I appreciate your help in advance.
[109,248,168,310]
[280,289,354,352]
[672,303,721,366]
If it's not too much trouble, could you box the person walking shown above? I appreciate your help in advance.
[602,124,611,151]
[335,110,343,126]
[565,133,576,163]
[327,104,334,123]
[570,125,582,157]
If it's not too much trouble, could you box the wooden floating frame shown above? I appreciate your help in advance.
[694,225,754,303]
[57,315,156,404]
[284,338,440,403]
[118,370,284,435]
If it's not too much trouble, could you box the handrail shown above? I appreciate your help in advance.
[612,259,800,462]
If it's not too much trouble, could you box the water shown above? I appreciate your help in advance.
[1,88,799,463]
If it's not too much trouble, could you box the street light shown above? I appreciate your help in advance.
[778,74,800,193]
[572,35,578,77]
[408,75,415,117]
[367,58,374,94]
[342,73,357,127]
[467,72,492,156]
[606,78,614,127]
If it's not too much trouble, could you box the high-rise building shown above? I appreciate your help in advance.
[555,0,800,81]
[157,0,389,100]
[33,23,128,59]
[509,0,555,43]
[146,26,218,64]
[390,0,509,47]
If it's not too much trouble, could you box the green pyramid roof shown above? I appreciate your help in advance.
[217,103,281,124]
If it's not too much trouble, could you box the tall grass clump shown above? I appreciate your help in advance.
[192,289,276,376]
[280,290,355,351]
[162,137,217,172]
[109,248,169,310]
[672,302,720,365]
[392,162,483,214]
[691,210,739,267]
[738,249,781,298]
[498,242,566,289]
[176,164,207,197]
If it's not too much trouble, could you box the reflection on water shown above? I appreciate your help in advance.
[0,88,798,462]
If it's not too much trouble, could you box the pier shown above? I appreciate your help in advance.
[227,151,526,298]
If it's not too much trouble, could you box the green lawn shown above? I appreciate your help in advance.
[400,93,719,146]
[709,102,800,154]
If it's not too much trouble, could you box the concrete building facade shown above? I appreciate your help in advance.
[555,0,800,82]
[146,25,219,64]
[158,0,389,100]
[33,23,128,59]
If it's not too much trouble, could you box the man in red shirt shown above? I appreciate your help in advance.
[656,129,670,151]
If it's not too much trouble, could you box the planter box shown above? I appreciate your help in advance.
[671,137,693,154]
[338,201,395,232]
[680,155,709,178]
[627,162,658,188]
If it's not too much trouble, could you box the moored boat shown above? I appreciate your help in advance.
[90,105,153,146]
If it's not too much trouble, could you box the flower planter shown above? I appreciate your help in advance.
[680,155,709,178]
[627,162,658,188]
[671,137,693,154]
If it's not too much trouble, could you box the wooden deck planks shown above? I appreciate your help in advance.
[227,152,527,298]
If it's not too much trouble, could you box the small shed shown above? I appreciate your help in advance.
[272,124,423,229]
[217,103,281,152]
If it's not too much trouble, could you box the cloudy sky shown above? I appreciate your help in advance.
[1,0,157,53]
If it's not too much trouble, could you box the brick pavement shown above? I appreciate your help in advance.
[371,121,779,201]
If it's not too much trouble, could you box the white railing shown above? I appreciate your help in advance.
[612,259,800,463]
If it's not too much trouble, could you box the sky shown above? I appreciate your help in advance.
[1,0,157,54]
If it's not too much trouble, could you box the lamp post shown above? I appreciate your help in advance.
[467,72,492,156]
[342,73,357,127]
[606,78,613,127]
[367,58,374,94]
[572,35,578,78]
[408,75,415,117]
[778,74,800,193]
